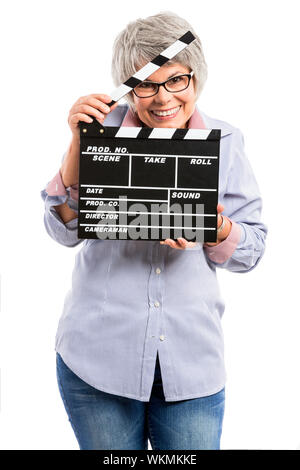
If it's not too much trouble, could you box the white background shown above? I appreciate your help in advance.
[0,0,299,450]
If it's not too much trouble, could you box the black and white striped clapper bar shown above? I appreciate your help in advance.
[107,31,196,107]
[78,120,221,242]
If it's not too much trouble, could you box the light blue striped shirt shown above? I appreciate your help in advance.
[40,105,267,401]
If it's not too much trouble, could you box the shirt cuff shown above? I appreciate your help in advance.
[69,185,78,201]
[45,169,79,201]
[65,218,78,230]
[204,219,241,263]
[45,169,68,196]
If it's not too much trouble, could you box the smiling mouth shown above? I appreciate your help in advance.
[150,105,181,118]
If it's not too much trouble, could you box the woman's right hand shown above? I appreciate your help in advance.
[61,94,118,187]
[68,93,118,139]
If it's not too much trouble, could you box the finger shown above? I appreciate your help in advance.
[160,238,196,249]
[160,240,173,246]
[168,238,184,250]
[177,238,198,249]
[89,94,119,111]
[217,203,224,213]
[72,104,106,121]
[186,241,197,248]
[73,95,118,119]
[84,97,112,114]
[166,238,177,248]
[76,95,87,105]
[89,93,115,103]
[216,203,225,229]
[177,238,188,249]
[161,238,179,249]
[69,113,94,125]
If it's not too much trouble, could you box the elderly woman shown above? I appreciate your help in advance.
[41,11,267,450]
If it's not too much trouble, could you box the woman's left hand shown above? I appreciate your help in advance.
[160,204,232,250]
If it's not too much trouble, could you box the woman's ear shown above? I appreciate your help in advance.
[128,91,136,113]
[192,76,200,101]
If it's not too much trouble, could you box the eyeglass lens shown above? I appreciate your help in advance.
[134,75,190,97]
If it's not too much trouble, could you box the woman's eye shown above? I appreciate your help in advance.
[138,82,153,89]
[169,76,183,84]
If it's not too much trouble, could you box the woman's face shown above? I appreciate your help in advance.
[132,63,197,129]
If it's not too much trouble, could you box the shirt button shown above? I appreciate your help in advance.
[154,301,160,308]
[155,268,161,274]
[159,335,165,341]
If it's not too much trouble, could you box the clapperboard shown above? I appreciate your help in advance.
[78,122,221,242]
[77,30,221,242]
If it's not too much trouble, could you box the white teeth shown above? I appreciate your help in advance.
[152,106,180,117]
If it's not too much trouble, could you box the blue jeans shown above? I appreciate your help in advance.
[56,352,225,450]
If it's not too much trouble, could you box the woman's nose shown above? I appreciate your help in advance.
[154,85,172,104]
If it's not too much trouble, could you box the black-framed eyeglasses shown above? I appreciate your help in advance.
[132,71,194,98]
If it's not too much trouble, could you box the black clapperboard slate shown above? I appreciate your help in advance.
[78,120,221,242]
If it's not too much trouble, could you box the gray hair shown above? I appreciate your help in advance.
[111,11,208,111]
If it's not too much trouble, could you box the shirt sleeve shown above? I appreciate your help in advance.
[40,167,82,247]
[203,128,268,273]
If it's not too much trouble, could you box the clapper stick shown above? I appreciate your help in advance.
[107,31,195,107]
